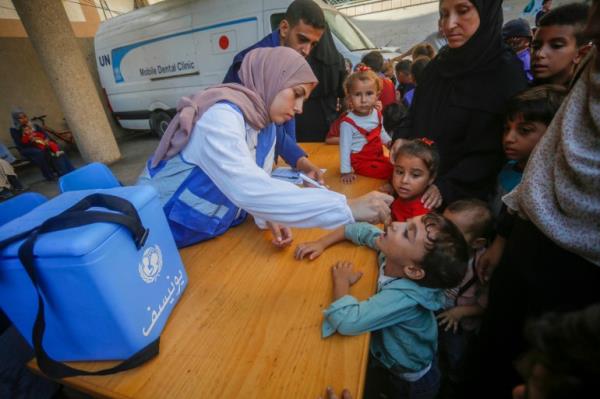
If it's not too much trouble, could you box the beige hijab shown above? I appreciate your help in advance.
[151,47,317,167]
[503,49,600,266]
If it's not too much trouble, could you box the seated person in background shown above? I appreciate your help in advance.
[394,59,414,102]
[389,138,440,222]
[403,56,430,108]
[296,214,468,399]
[10,109,74,178]
[339,67,393,183]
[436,199,494,397]
[479,84,566,282]
[0,142,16,164]
[21,125,63,157]
[503,18,534,82]
[532,3,591,87]
[360,51,396,111]
[0,159,26,199]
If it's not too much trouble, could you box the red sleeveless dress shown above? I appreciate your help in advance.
[342,111,393,180]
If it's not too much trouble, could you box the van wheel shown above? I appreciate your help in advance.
[149,111,172,138]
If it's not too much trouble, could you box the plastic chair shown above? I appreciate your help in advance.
[58,162,121,193]
[0,192,47,226]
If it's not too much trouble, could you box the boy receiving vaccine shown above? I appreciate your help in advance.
[295,214,468,398]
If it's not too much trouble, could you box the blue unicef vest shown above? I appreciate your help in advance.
[138,102,276,248]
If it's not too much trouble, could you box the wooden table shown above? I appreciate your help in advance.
[31,144,385,398]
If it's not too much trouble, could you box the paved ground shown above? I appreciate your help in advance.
[7,132,159,201]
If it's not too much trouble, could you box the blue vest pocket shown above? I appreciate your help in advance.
[168,196,228,247]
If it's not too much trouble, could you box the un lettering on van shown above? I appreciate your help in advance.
[99,54,111,67]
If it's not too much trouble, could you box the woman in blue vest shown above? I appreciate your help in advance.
[139,47,393,248]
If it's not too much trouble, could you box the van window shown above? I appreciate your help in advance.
[270,13,284,30]
[323,10,376,51]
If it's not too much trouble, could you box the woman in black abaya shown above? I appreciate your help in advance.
[393,0,528,206]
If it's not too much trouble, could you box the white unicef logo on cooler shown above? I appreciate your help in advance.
[138,245,163,284]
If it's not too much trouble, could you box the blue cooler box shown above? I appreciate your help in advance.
[0,186,187,361]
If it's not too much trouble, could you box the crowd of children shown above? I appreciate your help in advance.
[295,1,598,398]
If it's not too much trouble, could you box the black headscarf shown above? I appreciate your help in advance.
[307,25,346,100]
[436,0,504,79]
[415,0,526,114]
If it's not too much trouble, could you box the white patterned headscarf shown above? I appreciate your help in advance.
[503,49,600,266]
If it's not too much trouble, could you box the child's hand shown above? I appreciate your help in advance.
[437,307,466,333]
[421,184,442,210]
[374,100,383,112]
[332,261,363,286]
[377,182,394,195]
[318,386,353,399]
[266,221,293,248]
[341,173,356,184]
[295,241,325,261]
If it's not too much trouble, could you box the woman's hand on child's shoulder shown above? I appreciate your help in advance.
[331,261,363,286]
[295,241,325,261]
[341,173,357,184]
[377,182,395,195]
[421,184,442,210]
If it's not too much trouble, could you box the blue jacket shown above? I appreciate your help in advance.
[322,223,445,372]
[223,29,306,167]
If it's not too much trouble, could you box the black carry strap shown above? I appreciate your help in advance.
[454,252,480,307]
[0,194,158,379]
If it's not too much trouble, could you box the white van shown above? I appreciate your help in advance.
[95,0,397,136]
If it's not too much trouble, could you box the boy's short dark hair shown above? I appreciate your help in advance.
[502,18,533,39]
[395,59,412,75]
[394,138,440,178]
[506,84,567,126]
[538,3,591,45]
[361,51,385,73]
[417,213,469,289]
[285,0,326,30]
[516,304,600,399]
[383,102,408,133]
[411,43,436,59]
[410,57,430,85]
[446,199,494,241]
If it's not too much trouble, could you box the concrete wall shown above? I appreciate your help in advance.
[0,37,124,147]
[0,0,133,150]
